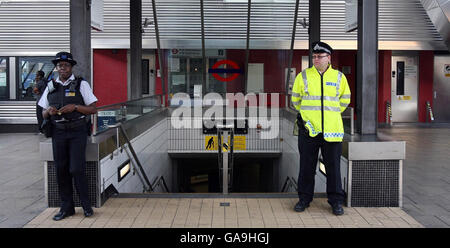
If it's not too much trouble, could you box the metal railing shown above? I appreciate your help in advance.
[107,123,169,193]
[281,176,298,192]
[108,122,153,192]
[151,176,170,193]
[92,95,162,136]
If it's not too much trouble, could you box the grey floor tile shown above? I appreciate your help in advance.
[412,215,449,228]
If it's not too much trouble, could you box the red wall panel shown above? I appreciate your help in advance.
[332,50,357,110]
[93,49,127,107]
[418,51,434,122]
[155,50,169,106]
[378,50,392,123]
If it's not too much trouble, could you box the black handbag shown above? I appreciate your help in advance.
[41,118,53,138]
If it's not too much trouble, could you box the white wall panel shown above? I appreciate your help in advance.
[0,0,447,54]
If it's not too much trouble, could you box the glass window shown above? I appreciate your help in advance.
[18,57,57,100]
[0,57,8,99]
[168,49,227,98]
[169,56,188,95]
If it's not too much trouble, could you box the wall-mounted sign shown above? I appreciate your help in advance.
[445,64,450,77]
[208,60,243,82]
[404,65,417,78]
[170,49,225,58]
[398,95,411,101]
[205,135,246,150]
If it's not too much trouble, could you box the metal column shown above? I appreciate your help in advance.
[285,0,300,107]
[308,0,320,67]
[130,0,143,100]
[200,0,206,96]
[244,0,251,95]
[222,130,229,194]
[217,124,234,195]
[70,0,91,82]
[356,0,378,134]
[152,0,166,104]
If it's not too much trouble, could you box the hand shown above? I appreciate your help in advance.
[33,87,39,94]
[47,106,58,116]
[58,104,76,114]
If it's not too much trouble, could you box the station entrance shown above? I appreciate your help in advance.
[174,157,276,193]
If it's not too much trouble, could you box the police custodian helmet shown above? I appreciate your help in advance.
[312,41,333,55]
[52,51,77,66]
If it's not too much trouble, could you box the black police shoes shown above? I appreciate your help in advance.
[52,209,75,221]
[328,201,344,216]
[294,200,310,212]
[84,208,94,217]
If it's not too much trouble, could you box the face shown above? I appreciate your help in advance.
[35,74,42,81]
[56,61,73,80]
[312,52,331,71]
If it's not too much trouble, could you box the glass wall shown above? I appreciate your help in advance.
[0,57,7,99]
[18,56,56,100]
[168,49,227,98]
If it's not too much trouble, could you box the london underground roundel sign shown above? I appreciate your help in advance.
[208,60,243,82]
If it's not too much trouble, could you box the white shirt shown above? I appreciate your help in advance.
[38,74,98,110]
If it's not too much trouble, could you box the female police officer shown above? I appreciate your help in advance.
[38,52,98,221]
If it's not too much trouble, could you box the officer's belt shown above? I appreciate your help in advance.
[53,118,86,130]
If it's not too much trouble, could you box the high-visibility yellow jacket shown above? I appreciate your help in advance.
[291,65,351,142]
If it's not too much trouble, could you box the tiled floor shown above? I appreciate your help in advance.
[0,133,46,228]
[24,197,423,228]
[379,125,450,227]
[2,124,450,228]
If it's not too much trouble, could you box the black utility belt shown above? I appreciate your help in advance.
[53,118,86,130]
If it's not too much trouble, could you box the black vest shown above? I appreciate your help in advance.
[47,77,85,121]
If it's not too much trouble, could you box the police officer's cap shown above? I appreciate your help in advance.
[312,41,333,55]
[52,51,77,66]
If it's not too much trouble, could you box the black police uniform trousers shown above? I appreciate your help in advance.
[297,129,345,205]
[36,103,43,131]
[52,123,91,212]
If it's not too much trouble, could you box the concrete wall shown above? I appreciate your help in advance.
[99,118,171,193]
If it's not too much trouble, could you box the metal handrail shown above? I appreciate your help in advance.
[96,94,163,110]
[109,122,153,192]
[151,176,170,193]
[281,176,298,192]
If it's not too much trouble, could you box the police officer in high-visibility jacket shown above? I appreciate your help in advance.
[291,42,350,215]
